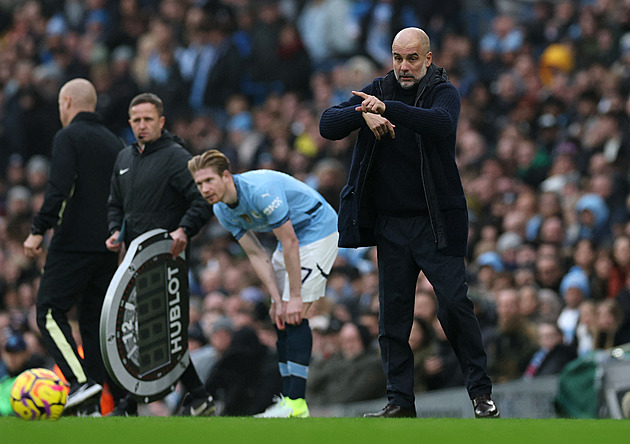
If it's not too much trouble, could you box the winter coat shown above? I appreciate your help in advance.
[32,112,123,252]
[319,65,468,256]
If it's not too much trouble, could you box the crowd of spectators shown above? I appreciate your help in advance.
[2,0,630,416]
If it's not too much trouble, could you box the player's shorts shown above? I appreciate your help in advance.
[272,231,339,303]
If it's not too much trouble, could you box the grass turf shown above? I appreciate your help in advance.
[1,417,628,444]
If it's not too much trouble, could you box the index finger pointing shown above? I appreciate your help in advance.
[352,90,368,99]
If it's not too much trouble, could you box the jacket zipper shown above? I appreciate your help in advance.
[416,85,438,245]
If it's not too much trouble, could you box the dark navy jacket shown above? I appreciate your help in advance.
[319,65,468,256]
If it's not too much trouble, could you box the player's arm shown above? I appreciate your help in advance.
[272,219,303,326]
[237,230,285,329]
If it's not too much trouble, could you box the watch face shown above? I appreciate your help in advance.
[101,229,190,403]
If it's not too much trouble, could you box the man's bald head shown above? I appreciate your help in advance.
[58,78,97,127]
[392,27,430,56]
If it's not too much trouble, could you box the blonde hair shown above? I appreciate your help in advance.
[188,149,231,176]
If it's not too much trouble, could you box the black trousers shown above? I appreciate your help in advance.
[36,249,118,386]
[374,215,492,410]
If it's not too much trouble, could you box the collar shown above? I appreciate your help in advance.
[69,111,101,125]
[226,174,240,209]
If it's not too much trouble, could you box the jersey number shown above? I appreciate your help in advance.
[301,267,312,284]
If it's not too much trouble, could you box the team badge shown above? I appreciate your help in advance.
[239,214,252,224]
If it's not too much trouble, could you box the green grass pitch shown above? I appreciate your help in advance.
[1,417,628,444]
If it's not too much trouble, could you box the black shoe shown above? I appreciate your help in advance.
[364,404,416,418]
[75,400,102,417]
[181,394,216,417]
[107,396,138,417]
[66,379,103,409]
[473,394,500,418]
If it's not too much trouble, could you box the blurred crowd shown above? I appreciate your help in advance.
[2,0,630,416]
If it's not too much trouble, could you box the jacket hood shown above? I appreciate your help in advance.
[575,193,609,230]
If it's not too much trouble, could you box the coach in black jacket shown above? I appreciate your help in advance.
[24,78,123,412]
[320,28,498,419]
[106,125,211,248]
[105,93,214,416]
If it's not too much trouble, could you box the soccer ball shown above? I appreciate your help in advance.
[10,368,68,420]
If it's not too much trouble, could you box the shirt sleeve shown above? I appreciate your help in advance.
[252,181,290,230]
[32,130,78,233]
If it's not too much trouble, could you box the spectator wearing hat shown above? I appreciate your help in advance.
[557,267,591,345]
[574,193,613,247]
[471,251,505,301]
[496,231,523,271]
[5,186,32,219]
[24,155,49,194]
[539,43,574,87]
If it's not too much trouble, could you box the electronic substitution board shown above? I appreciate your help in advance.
[100,229,190,403]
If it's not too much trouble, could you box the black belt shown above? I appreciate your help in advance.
[306,201,322,215]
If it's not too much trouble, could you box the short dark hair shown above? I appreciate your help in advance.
[128,93,164,116]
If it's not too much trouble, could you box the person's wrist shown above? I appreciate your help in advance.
[30,226,43,236]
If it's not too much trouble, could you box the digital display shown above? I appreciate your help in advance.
[136,262,169,374]
[103,229,191,402]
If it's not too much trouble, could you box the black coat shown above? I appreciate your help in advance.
[319,65,468,256]
[107,130,212,244]
[32,112,123,252]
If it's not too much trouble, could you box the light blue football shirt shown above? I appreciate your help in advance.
[213,170,338,248]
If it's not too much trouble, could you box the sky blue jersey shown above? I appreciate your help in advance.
[213,170,338,248]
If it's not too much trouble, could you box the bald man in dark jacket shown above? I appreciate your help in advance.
[24,78,123,413]
[320,28,498,419]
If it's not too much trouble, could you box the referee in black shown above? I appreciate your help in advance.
[23,78,123,415]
